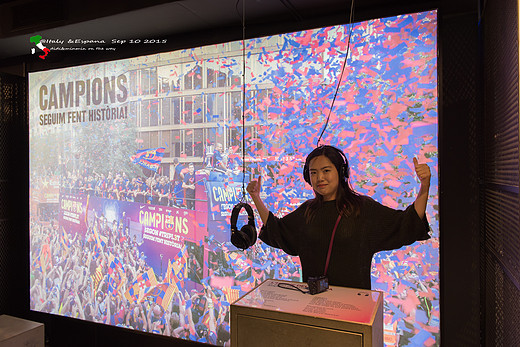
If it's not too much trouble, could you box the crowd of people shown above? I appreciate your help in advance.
[30,213,233,344]
[53,142,244,211]
[57,162,198,209]
[29,202,301,345]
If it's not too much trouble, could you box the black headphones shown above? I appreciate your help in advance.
[230,202,257,250]
[303,145,350,184]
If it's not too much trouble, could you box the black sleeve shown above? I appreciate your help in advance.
[258,204,307,256]
[363,197,431,253]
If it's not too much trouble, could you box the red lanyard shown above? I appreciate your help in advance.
[323,213,342,276]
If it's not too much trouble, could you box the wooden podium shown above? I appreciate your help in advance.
[0,315,44,347]
[231,279,383,347]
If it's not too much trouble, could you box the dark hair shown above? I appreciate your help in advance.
[304,146,361,222]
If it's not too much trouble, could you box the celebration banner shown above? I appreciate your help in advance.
[79,195,198,275]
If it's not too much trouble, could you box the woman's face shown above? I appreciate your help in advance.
[309,155,339,201]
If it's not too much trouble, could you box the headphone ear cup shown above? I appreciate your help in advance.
[231,225,256,250]
[303,165,310,184]
[241,225,257,247]
[231,230,248,250]
[341,163,349,181]
[240,226,252,248]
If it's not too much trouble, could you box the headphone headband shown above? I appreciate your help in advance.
[230,203,254,230]
[303,145,350,184]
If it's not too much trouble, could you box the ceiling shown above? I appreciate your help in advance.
[0,0,469,67]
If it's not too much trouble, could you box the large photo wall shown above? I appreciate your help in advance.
[29,10,438,346]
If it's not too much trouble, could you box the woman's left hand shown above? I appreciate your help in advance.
[413,157,431,188]
[412,157,431,219]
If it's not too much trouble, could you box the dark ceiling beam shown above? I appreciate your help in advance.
[0,0,181,39]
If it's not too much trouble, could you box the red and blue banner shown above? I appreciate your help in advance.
[130,147,165,172]
[59,193,88,237]
[81,194,199,275]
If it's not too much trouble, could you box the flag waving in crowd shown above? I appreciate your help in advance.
[125,268,158,302]
[139,283,176,311]
[130,147,165,172]
[167,246,189,290]
[107,254,125,296]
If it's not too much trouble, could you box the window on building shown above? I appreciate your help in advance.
[207,68,227,88]
[194,128,204,157]
[140,132,150,149]
[140,100,149,127]
[206,93,225,122]
[129,101,138,126]
[255,88,271,119]
[229,127,241,149]
[228,124,258,159]
[171,129,181,157]
[172,97,181,125]
[160,77,170,94]
[185,129,193,157]
[141,69,150,95]
[229,91,242,121]
[162,98,171,125]
[162,130,171,157]
[140,67,157,95]
[129,70,138,97]
[205,128,216,148]
[150,132,159,149]
[150,68,158,95]
[184,97,193,124]
[171,79,180,91]
[183,94,204,124]
[184,64,202,90]
[193,95,203,123]
[150,100,159,126]
[229,73,241,88]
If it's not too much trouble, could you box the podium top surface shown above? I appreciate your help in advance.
[0,315,43,341]
[232,279,382,325]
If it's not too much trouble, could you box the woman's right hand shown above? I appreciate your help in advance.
[246,175,262,198]
[246,175,269,224]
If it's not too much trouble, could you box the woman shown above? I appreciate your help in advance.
[246,145,431,290]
